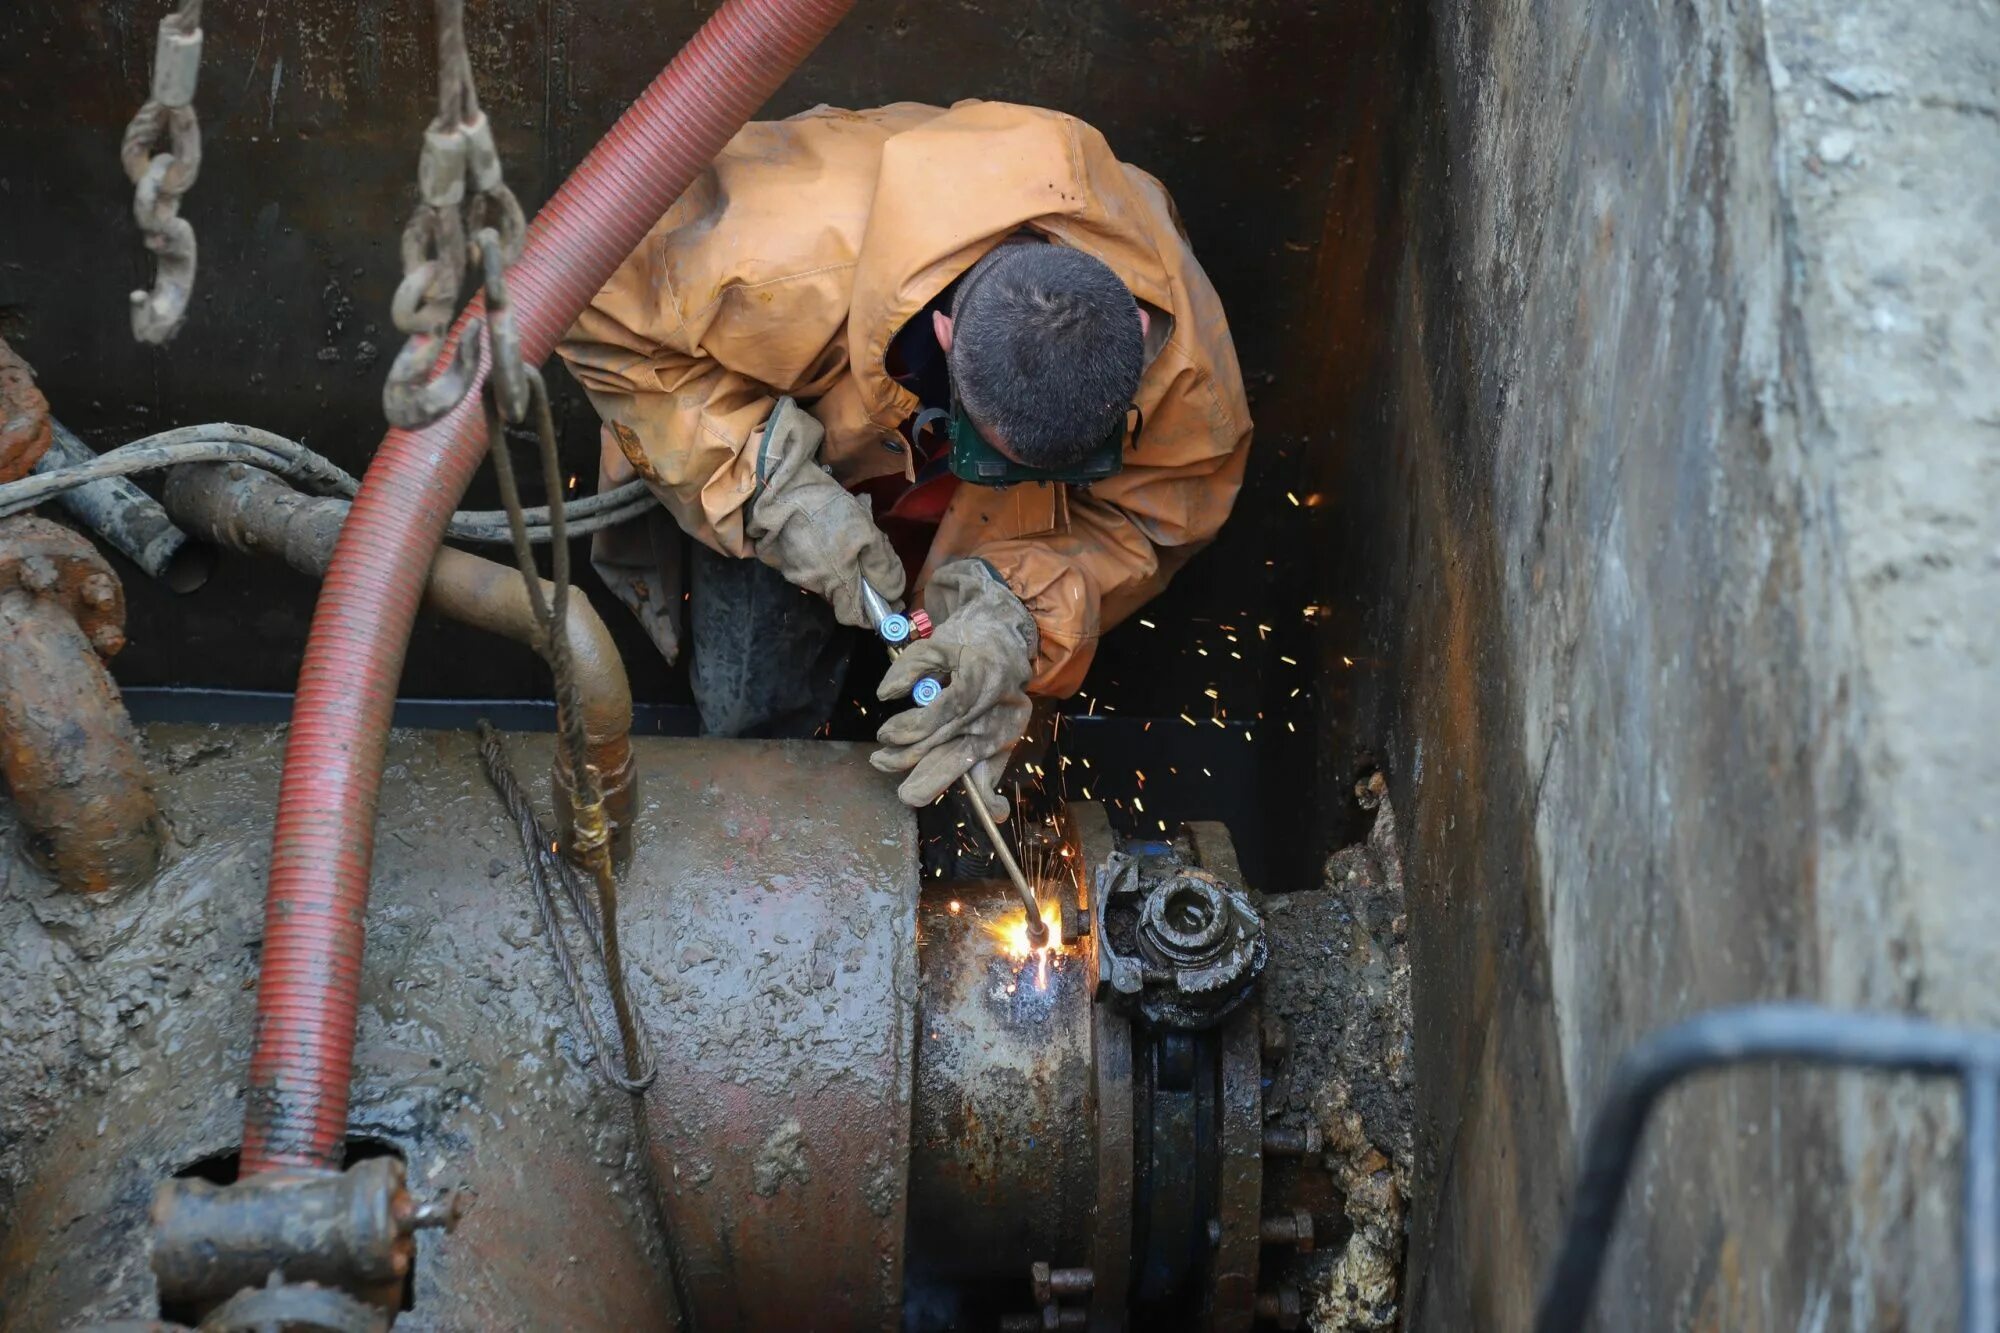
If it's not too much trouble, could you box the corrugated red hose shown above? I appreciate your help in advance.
[241,0,856,1175]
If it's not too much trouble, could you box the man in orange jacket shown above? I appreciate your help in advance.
[559,101,1252,820]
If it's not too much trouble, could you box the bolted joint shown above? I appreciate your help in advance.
[1255,1286,1304,1330]
[81,572,118,609]
[150,1154,456,1320]
[1030,1261,1094,1305]
[1261,1012,1292,1060]
[1260,1207,1315,1253]
[89,622,127,658]
[1262,1123,1323,1158]
[18,555,58,594]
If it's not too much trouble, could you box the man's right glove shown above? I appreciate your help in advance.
[870,559,1037,820]
[745,396,905,628]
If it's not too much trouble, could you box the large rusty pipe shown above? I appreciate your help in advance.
[0,516,161,893]
[163,463,635,848]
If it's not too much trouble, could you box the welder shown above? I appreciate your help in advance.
[558,100,1252,820]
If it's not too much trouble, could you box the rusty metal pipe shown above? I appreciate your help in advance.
[164,462,635,849]
[0,516,161,893]
[150,1156,430,1319]
[907,880,1099,1306]
[0,335,52,483]
[40,420,211,592]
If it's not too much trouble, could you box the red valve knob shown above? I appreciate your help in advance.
[909,609,933,639]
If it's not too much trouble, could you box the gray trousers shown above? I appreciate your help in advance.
[687,542,853,739]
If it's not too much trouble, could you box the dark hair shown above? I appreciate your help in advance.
[949,245,1143,468]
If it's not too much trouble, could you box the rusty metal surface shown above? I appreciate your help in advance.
[0,334,52,483]
[0,726,698,1330]
[615,738,919,1331]
[0,515,161,892]
[906,877,1099,1327]
[1196,824,1262,1333]
[1207,1011,1264,1331]
[41,421,208,591]
[198,1278,389,1333]
[1075,802,1136,1333]
[150,1156,431,1317]
[0,727,1283,1328]
[164,462,637,851]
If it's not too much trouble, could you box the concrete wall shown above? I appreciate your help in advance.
[1309,0,1997,1326]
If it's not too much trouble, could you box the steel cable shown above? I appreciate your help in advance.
[0,425,656,541]
[475,722,655,1092]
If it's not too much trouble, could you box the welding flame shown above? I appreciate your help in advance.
[984,906,1061,993]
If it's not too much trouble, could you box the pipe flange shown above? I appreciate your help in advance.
[1094,853,1268,1030]
[0,515,127,657]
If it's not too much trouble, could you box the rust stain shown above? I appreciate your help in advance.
[0,335,52,484]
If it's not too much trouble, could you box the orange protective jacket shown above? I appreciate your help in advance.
[558,101,1252,697]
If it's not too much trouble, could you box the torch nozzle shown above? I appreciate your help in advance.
[966,784,1045,946]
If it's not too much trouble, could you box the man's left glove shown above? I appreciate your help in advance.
[745,396,906,628]
[870,559,1037,820]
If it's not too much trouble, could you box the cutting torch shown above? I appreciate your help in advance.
[860,578,1048,948]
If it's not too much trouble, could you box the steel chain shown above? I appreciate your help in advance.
[120,0,204,345]
[382,0,526,428]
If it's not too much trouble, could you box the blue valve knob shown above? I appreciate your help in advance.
[878,611,913,645]
[911,676,943,707]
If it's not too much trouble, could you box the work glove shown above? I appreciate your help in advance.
[744,396,905,628]
[870,559,1037,820]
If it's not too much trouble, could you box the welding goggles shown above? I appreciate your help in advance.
[915,401,1141,488]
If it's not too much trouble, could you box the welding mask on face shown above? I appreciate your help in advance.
[916,400,1140,488]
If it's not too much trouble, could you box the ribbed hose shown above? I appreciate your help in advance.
[241,0,856,1175]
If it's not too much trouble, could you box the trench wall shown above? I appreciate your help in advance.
[1306,0,1999,1324]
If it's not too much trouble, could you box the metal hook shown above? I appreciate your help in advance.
[382,321,483,430]
[474,229,530,423]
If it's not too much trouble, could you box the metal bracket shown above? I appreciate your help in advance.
[1536,1004,2000,1332]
